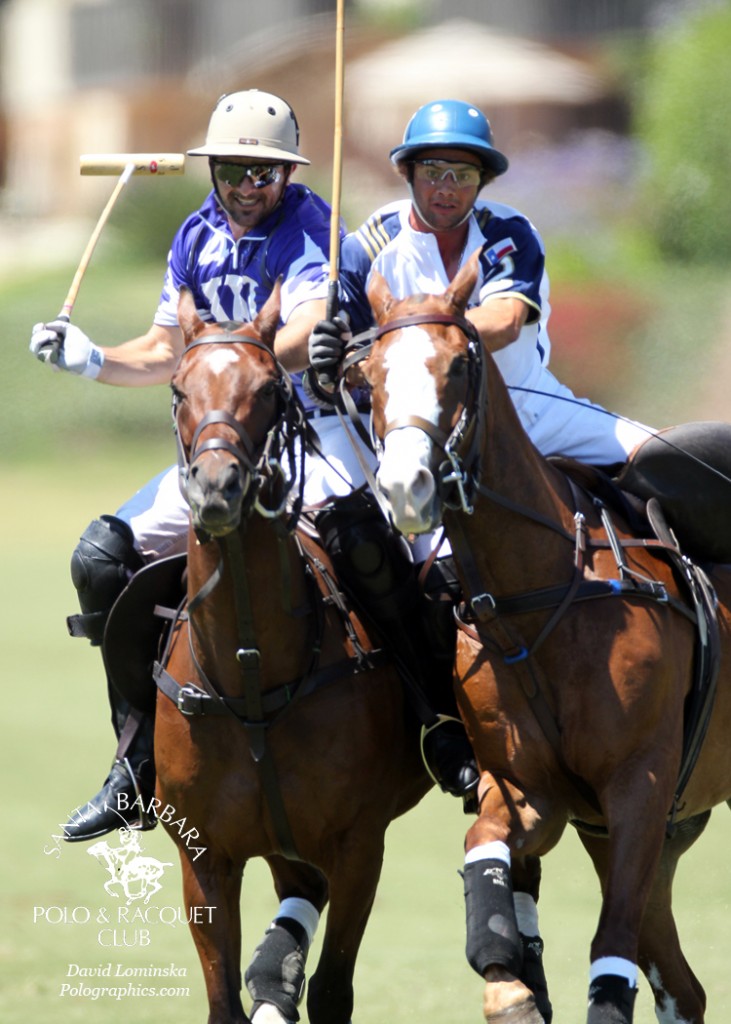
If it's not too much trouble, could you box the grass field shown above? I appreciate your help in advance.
[1,450,730,1024]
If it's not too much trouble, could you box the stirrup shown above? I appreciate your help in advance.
[119,755,157,832]
[420,714,479,808]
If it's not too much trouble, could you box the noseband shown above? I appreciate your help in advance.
[355,312,486,515]
[172,332,305,522]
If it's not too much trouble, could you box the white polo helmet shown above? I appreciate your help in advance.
[187,90,310,165]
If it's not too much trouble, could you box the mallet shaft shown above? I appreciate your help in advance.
[326,0,346,322]
[80,153,185,175]
[36,161,136,363]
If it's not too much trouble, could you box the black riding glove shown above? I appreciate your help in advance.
[308,316,351,388]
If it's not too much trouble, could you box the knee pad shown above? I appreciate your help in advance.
[464,859,523,978]
[69,515,144,645]
[245,917,309,1022]
[316,496,415,617]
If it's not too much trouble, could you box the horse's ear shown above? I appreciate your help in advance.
[445,248,481,314]
[178,287,207,345]
[249,277,282,349]
[367,269,396,324]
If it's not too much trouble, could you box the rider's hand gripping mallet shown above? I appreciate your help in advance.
[37,152,185,363]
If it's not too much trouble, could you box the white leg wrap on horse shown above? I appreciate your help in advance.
[514,891,540,937]
[464,840,511,866]
[276,897,320,946]
[590,957,638,988]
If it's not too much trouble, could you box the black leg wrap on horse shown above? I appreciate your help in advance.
[464,860,523,978]
[520,935,553,1024]
[68,515,144,645]
[587,975,637,1024]
[245,917,309,1022]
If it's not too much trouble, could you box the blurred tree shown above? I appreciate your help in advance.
[636,3,731,264]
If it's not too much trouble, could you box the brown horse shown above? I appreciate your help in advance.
[152,284,430,1024]
[358,254,731,1024]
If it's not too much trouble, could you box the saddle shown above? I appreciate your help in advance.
[552,421,731,565]
[615,420,731,564]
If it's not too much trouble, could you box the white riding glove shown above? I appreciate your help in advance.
[29,319,105,379]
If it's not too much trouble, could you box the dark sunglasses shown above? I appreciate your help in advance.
[212,162,284,190]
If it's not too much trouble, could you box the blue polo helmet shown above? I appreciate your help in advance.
[390,100,508,176]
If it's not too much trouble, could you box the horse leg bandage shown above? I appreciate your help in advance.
[514,892,552,1022]
[245,917,310,1022]
[463,859,523,978]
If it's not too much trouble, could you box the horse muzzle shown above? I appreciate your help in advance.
[376,459,440,535]
[186,457,250,537]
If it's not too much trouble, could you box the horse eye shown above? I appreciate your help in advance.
[260,380,278,398]
[171,383,185,404]
[448,356,469,379]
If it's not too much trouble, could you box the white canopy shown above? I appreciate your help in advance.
[345,19,609,157]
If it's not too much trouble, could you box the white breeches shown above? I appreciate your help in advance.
[511,366,654,465]
[114,387,651,564]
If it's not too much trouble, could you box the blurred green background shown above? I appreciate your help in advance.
[2,6,731,1021]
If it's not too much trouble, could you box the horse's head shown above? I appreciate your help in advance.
[173,281,298,537]
[363,251,483,534]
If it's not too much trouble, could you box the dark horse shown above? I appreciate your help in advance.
[152,284,430,1024]
[356,253,731,1024]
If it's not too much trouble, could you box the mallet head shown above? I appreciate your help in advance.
[80,153,185,176]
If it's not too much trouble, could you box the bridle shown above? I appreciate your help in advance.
[345,312,488,516]
[172,332,310,527]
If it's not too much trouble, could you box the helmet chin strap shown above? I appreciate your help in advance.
[406,181,474,231]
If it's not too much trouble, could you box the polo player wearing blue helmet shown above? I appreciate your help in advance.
[311,97,653,472]
[307,97,651,462]
[306,99,655,802]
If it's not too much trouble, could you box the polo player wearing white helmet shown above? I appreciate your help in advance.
[28,89,371,842]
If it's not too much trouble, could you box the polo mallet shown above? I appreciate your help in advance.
[37,152,185,363]
[320,0,346,387]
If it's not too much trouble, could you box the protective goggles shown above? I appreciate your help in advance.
[212,161,284,190]
[412,159,483,188]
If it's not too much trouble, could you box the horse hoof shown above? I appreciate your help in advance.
[251,1004,294,1024]
[485,997,545,1024]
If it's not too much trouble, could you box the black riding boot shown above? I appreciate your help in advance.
[63,696,157,841]
[316,496,478,802]
[416,556,479,803]
[63,515,156,842]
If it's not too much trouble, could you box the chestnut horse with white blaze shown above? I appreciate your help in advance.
[152,284,430,1024]
[357,252,731,1024]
